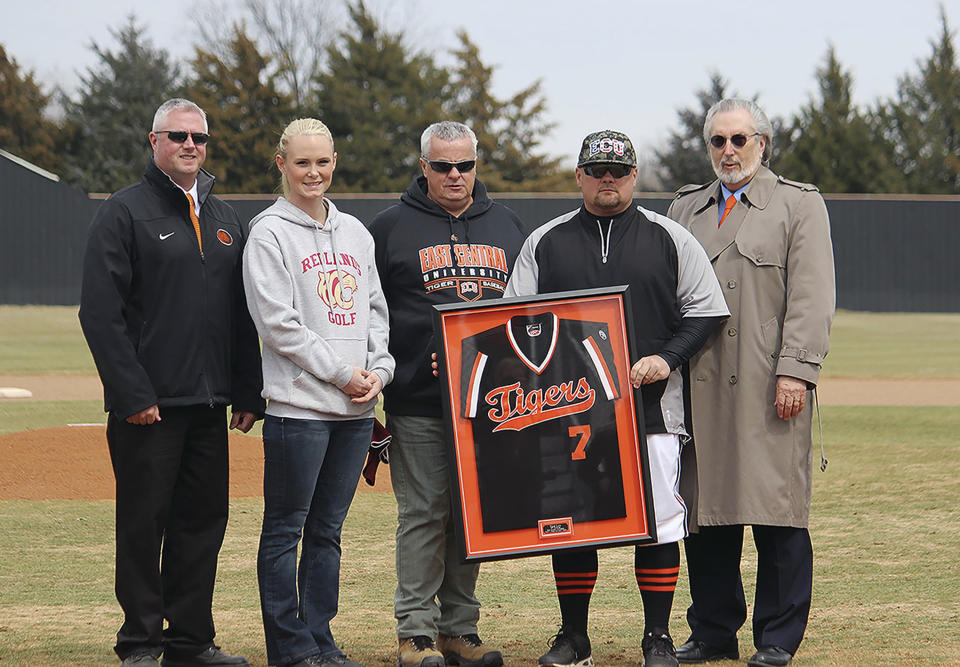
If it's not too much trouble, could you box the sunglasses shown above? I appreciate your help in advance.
[582,164,633,179]
[423,158,476,174]
[156,130,210,145]
[709,132,761,149]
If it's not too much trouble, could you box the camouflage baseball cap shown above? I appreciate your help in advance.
[577,130,637,168]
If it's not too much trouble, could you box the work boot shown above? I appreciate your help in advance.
[437,633,503,666]
[397,636,445,667]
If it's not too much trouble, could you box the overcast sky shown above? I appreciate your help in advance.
[0,0,952,168]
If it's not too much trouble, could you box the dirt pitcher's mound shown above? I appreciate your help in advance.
[0,425,393,501]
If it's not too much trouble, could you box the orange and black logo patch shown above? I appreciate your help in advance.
[217,229,233,246]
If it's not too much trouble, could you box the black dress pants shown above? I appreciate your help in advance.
[683,524,812,655]
[107,404,229,659]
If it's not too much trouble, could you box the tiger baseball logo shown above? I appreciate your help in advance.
[216,228,233,246]
[418,242,510,300]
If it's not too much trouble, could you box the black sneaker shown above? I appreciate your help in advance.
[642,629,678,667]
[538,627,593,667]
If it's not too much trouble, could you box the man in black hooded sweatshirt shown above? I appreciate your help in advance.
[369,121,525,667]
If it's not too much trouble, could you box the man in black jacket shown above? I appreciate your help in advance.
[505,130,729,667]
[369,121,525,667]
[79,98,264,667]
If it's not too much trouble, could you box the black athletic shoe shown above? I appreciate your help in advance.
[538,627,593,667]
[642,629,678,667]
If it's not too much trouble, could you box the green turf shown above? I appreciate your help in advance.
[824,310,960,377]
[0,399,105,435]
[0,305,97,375]
[3,306,960,664]
[2,406,959,665]
[3,306,960,378]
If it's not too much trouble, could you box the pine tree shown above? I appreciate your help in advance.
[881,5,960,193]
[312,1,448,193]
[446,31,563,192]
[777,46,905,193]
[0,44,59,172]
[61,17,180,192]
[183,22,295,193]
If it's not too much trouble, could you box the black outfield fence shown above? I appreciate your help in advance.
[2,159,958,312]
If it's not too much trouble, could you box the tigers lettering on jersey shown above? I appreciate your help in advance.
[460,313,627,533]
[419,243,511,301]
[484,377,595,432]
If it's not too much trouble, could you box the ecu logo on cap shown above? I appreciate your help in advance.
[217,229,233,246]
[589,137,626,158]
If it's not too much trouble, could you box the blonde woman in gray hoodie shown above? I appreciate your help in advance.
[242,118,394,667]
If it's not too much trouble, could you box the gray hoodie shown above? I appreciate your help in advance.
[243,197,394,420]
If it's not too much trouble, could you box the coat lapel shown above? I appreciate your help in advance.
[689,168,780,261]
[687,183,736,261]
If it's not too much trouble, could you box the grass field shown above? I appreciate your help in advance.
[3,306,960,379]
[0,306,97,375]
[2,306,960,665]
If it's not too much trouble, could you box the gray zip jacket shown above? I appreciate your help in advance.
[243,197,394,420]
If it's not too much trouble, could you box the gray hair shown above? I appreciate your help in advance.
[420,121,478,158]
[703,98,773,164]
[152,98,208,133]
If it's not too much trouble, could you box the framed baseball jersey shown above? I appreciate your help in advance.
[433,286,657,561]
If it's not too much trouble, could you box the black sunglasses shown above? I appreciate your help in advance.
[156,130,210,145]
[423,158,476,174]
[709,132,761,149]
[583,164,633,179]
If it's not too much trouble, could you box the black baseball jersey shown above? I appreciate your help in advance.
[460,312,627,533]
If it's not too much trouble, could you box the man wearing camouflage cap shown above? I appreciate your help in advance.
[506,130,728,667]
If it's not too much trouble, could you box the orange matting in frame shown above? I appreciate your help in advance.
[438,292,653,560]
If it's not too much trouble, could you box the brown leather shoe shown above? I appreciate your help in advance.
[437,634,503,667]
[397,636,445,667]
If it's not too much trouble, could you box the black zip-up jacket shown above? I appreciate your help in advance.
[79,159,265,420]
[505,204,729,435]
[369,176,526,417]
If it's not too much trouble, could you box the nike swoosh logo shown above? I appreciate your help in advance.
[159,232,175,240]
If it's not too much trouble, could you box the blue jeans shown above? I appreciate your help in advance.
[257,415,373,666]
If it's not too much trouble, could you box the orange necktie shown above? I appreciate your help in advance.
[186,192,203,252]
[719,194,736,227]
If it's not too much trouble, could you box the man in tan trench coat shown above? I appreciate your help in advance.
[666,99,835,667]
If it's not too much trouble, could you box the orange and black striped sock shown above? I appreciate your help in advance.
[635,542,680,633]
[551,548,598,633]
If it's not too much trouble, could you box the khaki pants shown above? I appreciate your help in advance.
[387,414,481,639]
